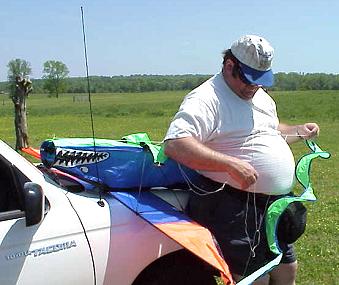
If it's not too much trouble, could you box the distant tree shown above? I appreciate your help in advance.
[42,60,69,98]
[7,59,33,150]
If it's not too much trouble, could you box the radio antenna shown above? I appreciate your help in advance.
[80,6,105,207]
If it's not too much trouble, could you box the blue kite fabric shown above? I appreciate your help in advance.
[39,136,199,190]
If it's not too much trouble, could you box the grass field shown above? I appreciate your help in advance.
[1,90,338,284]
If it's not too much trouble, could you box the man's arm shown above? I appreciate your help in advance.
[278,122,320,144]
[164,137,258,190]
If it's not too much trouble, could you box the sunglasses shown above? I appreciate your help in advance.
[236,65,252,85]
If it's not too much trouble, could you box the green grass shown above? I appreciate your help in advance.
[1,90,338,284]
[0,91,184,146]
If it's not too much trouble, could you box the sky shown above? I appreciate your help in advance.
[0,0,338,81]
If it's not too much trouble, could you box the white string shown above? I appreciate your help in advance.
[283,134,307,137]
[281,133,308,141]
[243,137,260,256]
[242,135,271,276]
[242,136,255,275]
[117,138,164,145]
[242,132,300,275]
[178,163,226,196]
[135,151,147,213]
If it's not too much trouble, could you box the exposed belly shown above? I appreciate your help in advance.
[203,134,296,195]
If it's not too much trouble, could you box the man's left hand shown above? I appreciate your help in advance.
[297,123,320,140]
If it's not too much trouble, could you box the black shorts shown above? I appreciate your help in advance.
[187,175,296,276]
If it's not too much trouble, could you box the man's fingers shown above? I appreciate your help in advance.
[238,170,258,189]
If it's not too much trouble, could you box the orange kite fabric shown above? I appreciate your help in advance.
[21,147,41,159]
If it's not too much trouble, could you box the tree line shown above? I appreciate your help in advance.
[2,72,339,94]
[1,59,339,96]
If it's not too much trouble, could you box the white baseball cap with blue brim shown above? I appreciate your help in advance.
[231,35,274,87]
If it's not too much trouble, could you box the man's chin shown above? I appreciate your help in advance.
[239,92,255,100]
[240,87,259,100]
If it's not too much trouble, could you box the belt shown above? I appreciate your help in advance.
[192,174,288,207]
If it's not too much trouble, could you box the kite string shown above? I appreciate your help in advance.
[282,133,309,142]
[178,163,226,196]
[135,151,147,213]
[242,134,274,276]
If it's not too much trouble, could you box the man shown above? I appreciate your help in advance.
[163,35,319,285]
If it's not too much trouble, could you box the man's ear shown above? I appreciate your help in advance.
[223,59,236,77]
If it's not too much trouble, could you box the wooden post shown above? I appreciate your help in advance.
[12,76,32,150]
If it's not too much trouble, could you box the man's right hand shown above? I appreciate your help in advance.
[224,156,258,190]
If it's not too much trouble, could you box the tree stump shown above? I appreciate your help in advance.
[12,76,32,150]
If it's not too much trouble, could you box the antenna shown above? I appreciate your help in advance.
[80,6,105,207]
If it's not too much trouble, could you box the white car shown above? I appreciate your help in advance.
[0,140,220,285]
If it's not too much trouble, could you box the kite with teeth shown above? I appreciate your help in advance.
[40,135,198,189]
[55,148,110,167]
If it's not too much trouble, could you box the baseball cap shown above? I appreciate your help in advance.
[231,35,274,87]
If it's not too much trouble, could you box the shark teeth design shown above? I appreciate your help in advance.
[55,148,110,167]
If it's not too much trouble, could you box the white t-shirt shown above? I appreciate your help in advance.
[165,72,295,195]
